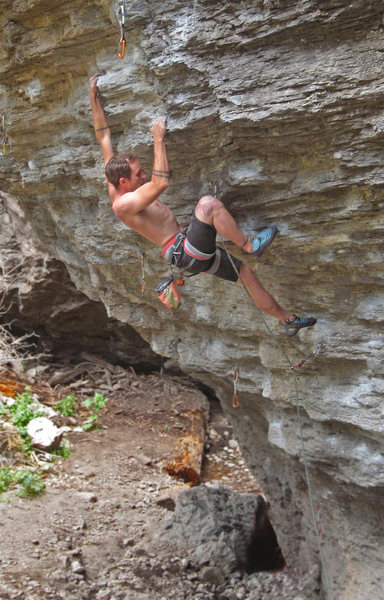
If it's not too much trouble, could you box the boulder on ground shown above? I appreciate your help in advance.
[26,416,63,451]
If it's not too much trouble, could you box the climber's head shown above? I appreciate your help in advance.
[105,154,146,190]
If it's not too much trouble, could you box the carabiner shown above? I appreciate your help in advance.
[118,36,126,59]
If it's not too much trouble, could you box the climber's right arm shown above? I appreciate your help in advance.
[89,74,114,165]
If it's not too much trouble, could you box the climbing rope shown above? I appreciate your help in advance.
[218,235,333,600]
[232,365,239,408]
[141,252,145,293]
[118,3,126,59]
[2,114,7,155]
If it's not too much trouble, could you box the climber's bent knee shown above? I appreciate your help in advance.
[195,195,223,222]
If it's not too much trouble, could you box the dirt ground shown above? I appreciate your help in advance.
[0,360,258,599]
[0,359,318,600]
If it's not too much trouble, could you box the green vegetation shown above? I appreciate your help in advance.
[8,387,45,438]
[52,390,109,431]
[53,394,77,417]
[81,393,108,431]
[53,392,109,430]
[51,440,72,459]
[0,466,45,497]
[0,466,14,493]
[1,386,108,500]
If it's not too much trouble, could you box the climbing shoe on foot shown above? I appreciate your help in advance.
[284,315,317,337]
[249,226,278,257]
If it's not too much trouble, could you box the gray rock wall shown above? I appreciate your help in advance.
[1,2,384,598]
[0,191,162,367]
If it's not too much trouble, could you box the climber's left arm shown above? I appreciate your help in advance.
[89,74,114,165]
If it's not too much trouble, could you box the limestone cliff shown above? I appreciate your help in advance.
[1,1,384,599]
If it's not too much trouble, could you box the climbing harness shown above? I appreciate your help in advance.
[218,236,334,600]
[141,252,145,293]
[118,3,126,59]
[2,114,7,155]
[232,366,239,408]
[290,342,325,370]
[157,229,202,310]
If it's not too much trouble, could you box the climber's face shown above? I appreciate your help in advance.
[128,159,146,189]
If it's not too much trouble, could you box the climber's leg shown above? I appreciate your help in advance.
[240,265,317,333]
[195,195,276,256]
[239,264,292,323]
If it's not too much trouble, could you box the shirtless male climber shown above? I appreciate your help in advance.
[89,74,316,336]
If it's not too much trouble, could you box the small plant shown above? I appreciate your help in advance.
[54,394,77,417]
[0,467,15,494]
[81,393,108,431]
[82,392,108,412]
[15,470,46,497]
[8,387,45,438]
[0,467,45,498]
[51,441,72,459]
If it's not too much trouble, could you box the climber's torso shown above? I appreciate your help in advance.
[113,197,182,248]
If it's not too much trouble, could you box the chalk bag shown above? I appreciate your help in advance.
[156,276,181,311]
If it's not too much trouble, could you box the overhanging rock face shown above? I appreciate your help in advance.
[0,192,162,368]
[1,2,384,598]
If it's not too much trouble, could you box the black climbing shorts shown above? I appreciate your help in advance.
[162,211,242,282]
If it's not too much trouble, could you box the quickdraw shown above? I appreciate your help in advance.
[232,366,239,408]
[290,342,325,370]
[118,3,126,59]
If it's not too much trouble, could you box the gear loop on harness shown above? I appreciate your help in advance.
[118,3,126,59]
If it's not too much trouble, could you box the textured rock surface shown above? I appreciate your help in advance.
[1,2,384,599]
[153,483,286,574]
[0,192,162,368]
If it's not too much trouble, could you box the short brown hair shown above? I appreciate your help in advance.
[105,153,137,188]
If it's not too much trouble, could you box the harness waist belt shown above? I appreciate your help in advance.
[162,235,177,259]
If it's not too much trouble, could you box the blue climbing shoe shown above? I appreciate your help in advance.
[249,226,278,257]
[285,315,317,337]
